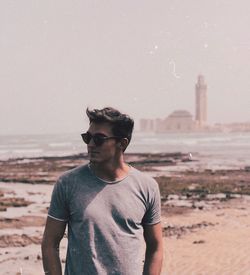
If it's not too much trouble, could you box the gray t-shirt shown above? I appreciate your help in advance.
[48,164,161,275]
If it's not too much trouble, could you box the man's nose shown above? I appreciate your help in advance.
[88,137,96,147]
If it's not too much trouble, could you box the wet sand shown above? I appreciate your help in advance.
[0,153,250,274]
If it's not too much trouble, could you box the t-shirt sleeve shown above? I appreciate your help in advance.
[142,179,161,225]
[48,176,69,222]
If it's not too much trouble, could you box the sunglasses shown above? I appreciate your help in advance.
[81,132,121,146]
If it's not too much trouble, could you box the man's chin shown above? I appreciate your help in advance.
[89,156,107,165]
[88,155,101,163]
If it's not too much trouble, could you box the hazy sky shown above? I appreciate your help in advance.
[1,0,250,135]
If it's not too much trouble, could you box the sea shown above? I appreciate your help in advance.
[0,132,250,170]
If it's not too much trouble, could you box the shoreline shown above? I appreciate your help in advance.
[1,151,249,184]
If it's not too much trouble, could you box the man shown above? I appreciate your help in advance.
[42,107,163,275]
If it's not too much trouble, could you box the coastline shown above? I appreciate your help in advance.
[0,153,250,274]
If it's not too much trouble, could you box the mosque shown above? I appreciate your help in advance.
[140,75,208,132]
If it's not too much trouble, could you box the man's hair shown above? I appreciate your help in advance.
[86,107,134,144]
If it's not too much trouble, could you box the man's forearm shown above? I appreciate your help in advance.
[143,248,163,275]
[42,245,62,275]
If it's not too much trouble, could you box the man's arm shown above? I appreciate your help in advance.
[41,216,67,275]
[143,222,163,275]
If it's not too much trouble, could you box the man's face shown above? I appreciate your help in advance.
[86,122,120,164]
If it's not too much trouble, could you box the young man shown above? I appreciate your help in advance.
[42,107,163,275]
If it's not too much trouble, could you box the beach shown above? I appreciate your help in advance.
[0,152,250,274]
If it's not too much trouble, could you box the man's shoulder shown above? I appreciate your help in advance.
[129,166,158,187]
[130,166,155,179]
[59,163,90,182]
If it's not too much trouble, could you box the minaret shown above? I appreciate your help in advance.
[195,75,207,127]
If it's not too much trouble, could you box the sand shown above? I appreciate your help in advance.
[162,196,250,274]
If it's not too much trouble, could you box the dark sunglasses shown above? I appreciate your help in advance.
[81,132,121,146]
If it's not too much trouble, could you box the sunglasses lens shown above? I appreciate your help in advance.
[81,133,91,144]
[93,135,105,146]
[81,133,107,146]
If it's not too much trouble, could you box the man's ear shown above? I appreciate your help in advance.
[119,138,129,152]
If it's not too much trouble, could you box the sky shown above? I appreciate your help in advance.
[1,0,250,135]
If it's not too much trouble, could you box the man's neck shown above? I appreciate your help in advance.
[89,157,130,182]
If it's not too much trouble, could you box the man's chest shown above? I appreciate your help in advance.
[68,184,148,228]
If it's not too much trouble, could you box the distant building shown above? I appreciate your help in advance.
[195,75,207,127]
[140,118,155,132]
[140,74,249,133]
[140,75,211,132]
[159,110,195,132]
[214,122,250,132]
